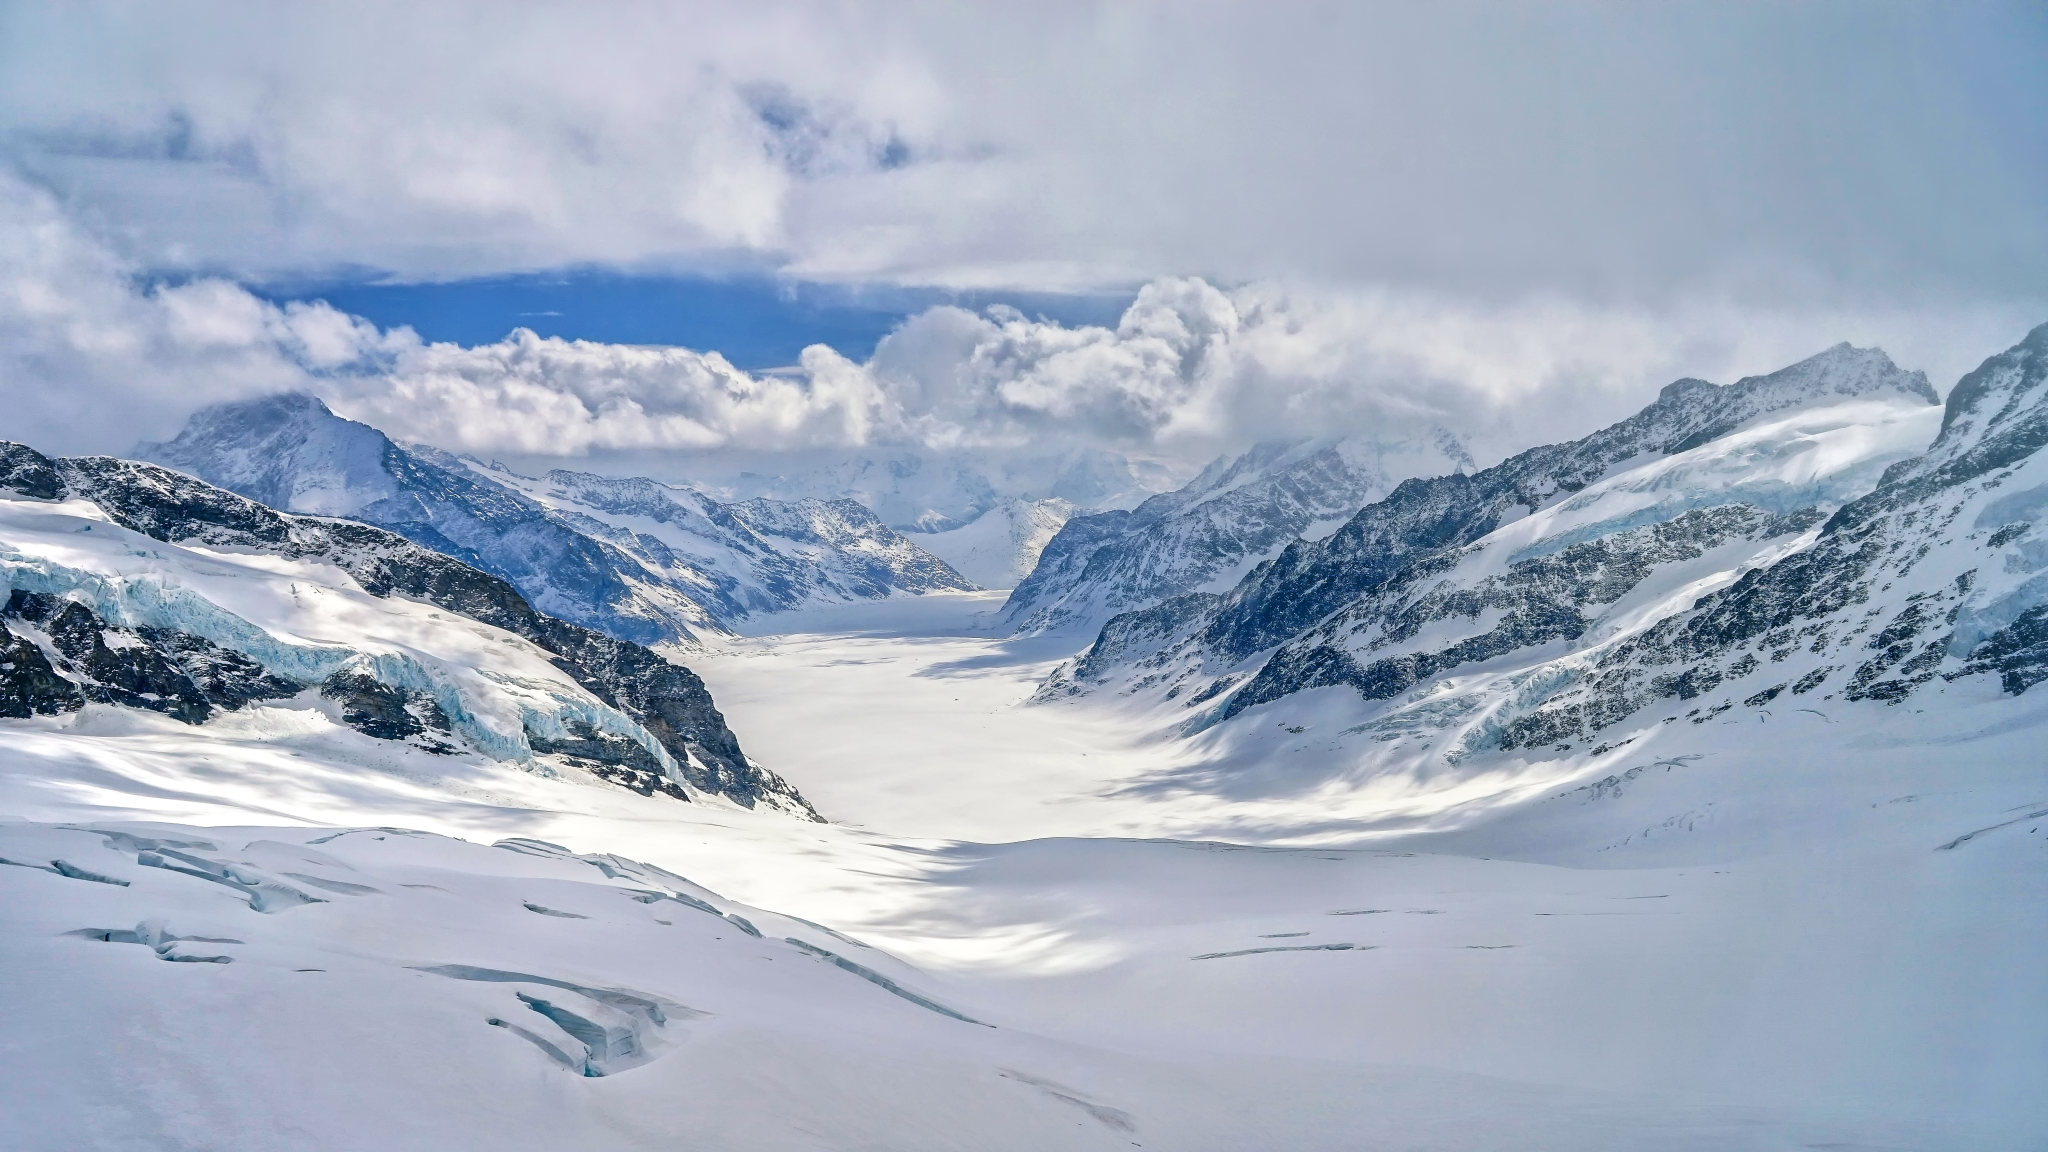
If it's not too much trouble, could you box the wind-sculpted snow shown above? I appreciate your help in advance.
[0,444,815,816]
[141,395,971,645]
[1,820,1111,1146]
[1005,433,1474,635]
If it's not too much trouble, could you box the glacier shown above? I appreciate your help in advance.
[1,335,2043,1150]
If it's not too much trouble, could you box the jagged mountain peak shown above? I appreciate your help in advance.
[1040,325,2048,811]
[1921,321,2048,471]
[141,393,404,518]
[1723,340,1936,407]
[1656,376,1717,402]
[1173,345,1940,667]
[1611,342,1933,459]
[1001,429,1475,635]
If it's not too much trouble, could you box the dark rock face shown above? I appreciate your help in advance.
[1958,606,2048,695]
[0,442,63,501]
[54,456,305,552]
[0,443,816,817]
[144,628,307,709]
[319,672,453,748]
[0,617,83,718]
[2,591,300,724]
[527,720,687,800]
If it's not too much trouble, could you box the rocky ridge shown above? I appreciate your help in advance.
[0,441,816,817]
[1485,323,2048,750]
[140,395,971,647]
[1191,345,1937,668]
[1036,339,2045,772]
[1004,432,1475,636]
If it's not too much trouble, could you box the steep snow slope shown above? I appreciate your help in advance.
[1029,330,2048,840]
[1003,432,1474,636]
[141,395,971,645]
[1048,344,1938,718]
[909,496,1076,589]
[0,441,813,816]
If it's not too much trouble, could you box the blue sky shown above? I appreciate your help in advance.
[253,274,1129,369]
[1,2,2042,464]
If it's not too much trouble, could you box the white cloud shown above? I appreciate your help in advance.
[0,176,399,454]
[4,3,2039,473]
[2,2,2042,302]
[336,334,892,456]
[1,172,2040,474]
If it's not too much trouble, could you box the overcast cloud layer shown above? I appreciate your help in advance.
[5,1,2045,295]
[0,2,2044,472]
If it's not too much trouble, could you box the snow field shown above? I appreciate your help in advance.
[4,589,2040,1147]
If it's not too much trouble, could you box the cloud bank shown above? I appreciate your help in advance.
[2,175,2039,473]
[2,2,2042,302]
[5,3,2042,478]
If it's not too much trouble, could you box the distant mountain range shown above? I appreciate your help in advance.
[1003,431,1475,635]
[140,395,973,646]
[671,444,1180,589]
[1038,333,2048,784]
[8,326,2048,843]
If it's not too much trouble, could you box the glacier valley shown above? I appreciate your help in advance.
[2,333,2045,1150]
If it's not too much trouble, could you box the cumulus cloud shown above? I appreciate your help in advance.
[339,336,891,456]
[0,176,404,454]
[3,172,2039,474]
[5,3,2040,471]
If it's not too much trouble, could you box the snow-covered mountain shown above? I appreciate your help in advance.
[910,496,1077,589]
[1488,323,2048,742]
[677,444,1173,534]
[1040,342,1993,779]
[475,462,972,610]
[1003,431,1475,635]
[4,337,2046,1151]
[673,443,1185,590]
[0,440,815,817]
[139,395,972,647]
